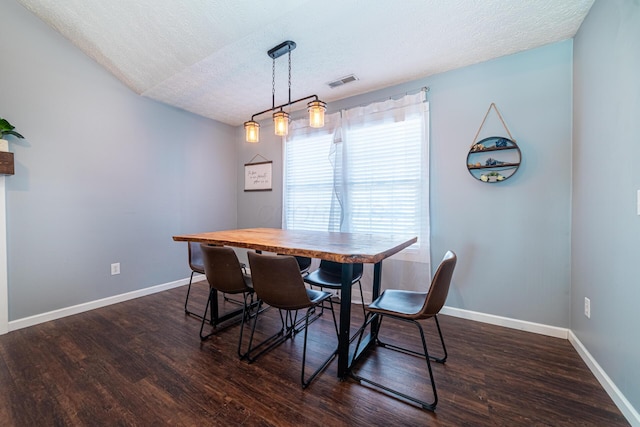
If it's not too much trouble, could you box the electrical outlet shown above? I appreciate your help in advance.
[584,297,590,319]
[111,263,120,275]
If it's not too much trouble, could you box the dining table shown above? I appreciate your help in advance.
[172,227,417,379]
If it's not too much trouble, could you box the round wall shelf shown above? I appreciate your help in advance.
[466,136,521,183]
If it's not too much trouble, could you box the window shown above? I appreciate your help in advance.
[283,131,337,232]
[283,93,429,262]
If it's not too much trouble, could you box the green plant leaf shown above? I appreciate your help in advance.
[0,117,24,139]
[2,130,24,139]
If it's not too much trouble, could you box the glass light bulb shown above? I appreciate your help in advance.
[244,121,260,143]
[308,100,326,128]
[273,111,289,136]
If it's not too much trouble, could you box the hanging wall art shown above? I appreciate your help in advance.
[466,103,521,183]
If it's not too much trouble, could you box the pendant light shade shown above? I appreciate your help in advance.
[308,100,326,128]
[244,120,260,143]
[273,111,289,136]
[245,40,327,142]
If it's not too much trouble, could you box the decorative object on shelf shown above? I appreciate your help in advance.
[244,40,326,143]
[466,103,521,183]
[485,157,505,166]
[480,171,505,182]
[0,117,23,176]
[0,118,24,140]
[244,154,272,191]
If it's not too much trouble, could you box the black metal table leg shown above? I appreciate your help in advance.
[348,261,383,371]
[209,289,219,325]
[337,263,353,379]
[371,262,382,335]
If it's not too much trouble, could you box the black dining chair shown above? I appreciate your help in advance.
[199,245,257,358]
[350,250,457,411]
[184,242,207,320]
[276,254,312,276]
[304,260,366,318]
[244,252,339,388]
[294,256,312,276]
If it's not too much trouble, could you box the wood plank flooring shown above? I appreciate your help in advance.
[0,280,629,426]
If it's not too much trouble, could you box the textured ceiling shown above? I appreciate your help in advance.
[18,0,594,126]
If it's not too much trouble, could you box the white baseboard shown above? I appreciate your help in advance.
[568,331,640,427]
[440,306,569,339]
[7,274,203,332]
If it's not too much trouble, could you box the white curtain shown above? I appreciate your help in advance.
[284,91,429,263]
[332,92,430,262]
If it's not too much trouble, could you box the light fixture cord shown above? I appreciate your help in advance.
[287,50,292,106]
[272,57,276,110]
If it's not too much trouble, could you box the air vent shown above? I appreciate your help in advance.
[327,74,358,89]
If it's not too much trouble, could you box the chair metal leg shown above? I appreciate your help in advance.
[328,297,339,339]
[200,289,256,342]
[308,281,365,334]
[237,292,257,359]
[301,297,338,388]
[243,303,292,363]
[432,316,448,363]
[185,271,211,322]
[349,313,441,411]
[199,288,215,341]
[243,297,338,388]
[356,280,366,319]
[376,315,447,363]
[184,271,195,313]
[223,293,244,305]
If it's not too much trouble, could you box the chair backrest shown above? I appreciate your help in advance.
[420,251,457,318]
[200,245,250,294]
[276,254,312,275]
[318,260,363,280]
[295,256,312,275]
[248,252,312,310]
[188,242,205,273]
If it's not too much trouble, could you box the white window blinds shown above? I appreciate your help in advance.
[343,118,424,236]
[283,132,335,231]
[283,112,341,232]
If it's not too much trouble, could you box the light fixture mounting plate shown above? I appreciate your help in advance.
[268,40,296,59]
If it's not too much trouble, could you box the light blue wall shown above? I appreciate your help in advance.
[239,41,573,327]
[1,0,238,320]
[572,0,640,411]
[428,42,573,327]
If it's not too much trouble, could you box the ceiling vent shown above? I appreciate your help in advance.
[327,74,358,89]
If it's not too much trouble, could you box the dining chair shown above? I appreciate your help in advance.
[184,242,207,320]
[350,250,457,411]
[276,254,312,276]
[245,252,339,388]
[294,256,312,276]
[199,245,257,358]
[185,242,248,319]
[304,260,366,317]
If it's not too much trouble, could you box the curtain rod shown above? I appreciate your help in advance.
[381,86,430,102]
[336,86,430,112]
[282,86,430,123]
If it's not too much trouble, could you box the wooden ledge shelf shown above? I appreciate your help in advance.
[0,151,15,175]
[467,162,520,170]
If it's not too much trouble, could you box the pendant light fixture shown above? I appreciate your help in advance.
[307,100,327,128]
[244,41,326,143]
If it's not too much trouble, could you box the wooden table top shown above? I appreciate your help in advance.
[173,228,417,264]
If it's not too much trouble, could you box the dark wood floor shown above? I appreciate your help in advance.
[0,280,629,426]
